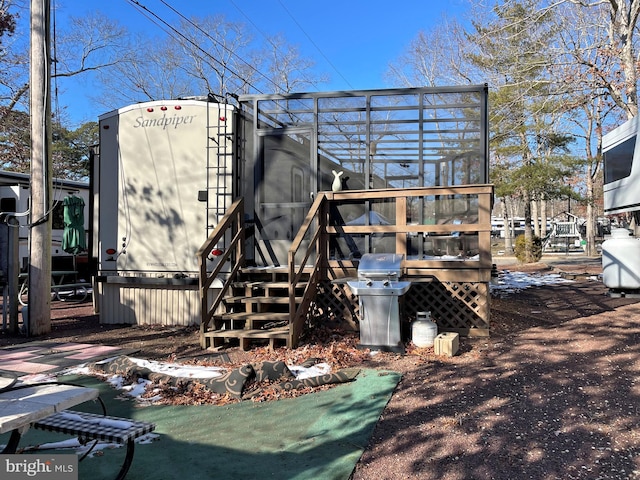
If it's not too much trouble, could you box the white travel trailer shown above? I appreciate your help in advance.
[93,86,491,330]
[92,98,235,324]
[94,98,234,276]
[602,117,640,293]
[0,170,90,273]
[603,116,640,219]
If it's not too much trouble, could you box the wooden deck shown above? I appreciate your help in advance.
[197,186,494,350]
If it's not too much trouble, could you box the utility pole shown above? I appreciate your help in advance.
[28,0,52,335]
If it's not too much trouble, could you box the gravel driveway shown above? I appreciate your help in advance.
[352,262,640,480]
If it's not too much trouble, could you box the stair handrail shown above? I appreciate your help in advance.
[196,197,245,348]
[288,192,327,348]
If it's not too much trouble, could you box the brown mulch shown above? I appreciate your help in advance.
[2,261,640,479]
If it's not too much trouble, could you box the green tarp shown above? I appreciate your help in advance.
[5,370,400,480]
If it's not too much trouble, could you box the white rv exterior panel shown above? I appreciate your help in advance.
[95,282,221,326]
[97,99,234,276]
[0,175,90,270]
[603,116,640,215]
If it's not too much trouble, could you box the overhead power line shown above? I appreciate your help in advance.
[228,0,326,91]
[126,0,271,95]
[124,0,177,39]
[275,0,354,90]
[158,0,285,92]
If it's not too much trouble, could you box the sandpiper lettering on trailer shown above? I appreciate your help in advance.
[133,113,197,130]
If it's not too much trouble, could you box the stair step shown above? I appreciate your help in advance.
[203,326,289,339]
[223,295,249,303]
[203,326,290,350]
[240,266,289,274]
[224,295,301,304]
[203,266,315,351]
[244,296,301,304]
[219,312,290,321]
[249,282,308,289]
[231,281,308,290]
[239,267,314,277]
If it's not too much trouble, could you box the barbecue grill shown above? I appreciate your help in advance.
[347,253,411,353]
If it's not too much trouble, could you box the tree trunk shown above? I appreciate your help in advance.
[523,191,535,263]
[585,162,597,256]
[502,199,513,254]
[541,197,548,238]
[532,199,540,237]
[618,7,639,118]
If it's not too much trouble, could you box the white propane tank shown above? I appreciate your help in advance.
[602,228,640,289]
[412,311,438,347]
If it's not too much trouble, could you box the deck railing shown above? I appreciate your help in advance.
[287,184,494,344]
[197,185,494,348]
[196,197,245,348]
[296,185,494,278]
[288,193,328,347]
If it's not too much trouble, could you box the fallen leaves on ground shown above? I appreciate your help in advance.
[137,327,372,406]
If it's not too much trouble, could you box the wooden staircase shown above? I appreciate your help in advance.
[200,267,310,350]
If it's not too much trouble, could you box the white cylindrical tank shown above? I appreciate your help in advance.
[412,311,438,347]
[602,228,640,289]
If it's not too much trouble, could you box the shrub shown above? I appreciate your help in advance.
[514,234,542,263]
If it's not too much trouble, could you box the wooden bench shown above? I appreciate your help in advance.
[33,410,156,480]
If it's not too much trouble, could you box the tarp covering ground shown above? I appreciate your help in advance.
[6,369,400,480]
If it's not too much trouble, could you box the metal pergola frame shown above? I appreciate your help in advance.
[239,84,490,193]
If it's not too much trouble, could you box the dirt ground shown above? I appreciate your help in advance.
[2,258,640,479]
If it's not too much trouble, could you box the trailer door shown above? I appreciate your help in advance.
[255,129,315,266]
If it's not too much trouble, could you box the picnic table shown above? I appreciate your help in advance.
[0,380,99,453]
[17,271,90,305]
[0,378,156,480]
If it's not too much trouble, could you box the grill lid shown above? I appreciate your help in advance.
[357,253,404,279]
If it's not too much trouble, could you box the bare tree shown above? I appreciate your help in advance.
[567,0,640,119]
[167,15,256,98]
[386,16,480,87]
[0,0,17,41]
[98,14,327,108]
[553,1,621,255]
[0,10,131,173]
[0,0,28,119]
[0,11,132,122]
[260,33,327,94]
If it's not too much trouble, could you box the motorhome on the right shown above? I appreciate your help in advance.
[603,115,640,220]
[601,116,640,294]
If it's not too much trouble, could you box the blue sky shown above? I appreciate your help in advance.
[50,0,469,126]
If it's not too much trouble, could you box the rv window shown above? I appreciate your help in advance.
[0,197,17,212]
[604,136,635,184]
[52,202,64,229]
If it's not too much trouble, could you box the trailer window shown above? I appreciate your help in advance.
[604,136,635,184]
[52,202,64,229]
[0,197,16,212]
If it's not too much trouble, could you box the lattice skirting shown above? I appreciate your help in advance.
[316,280,490,337]
[308,282,359,331]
